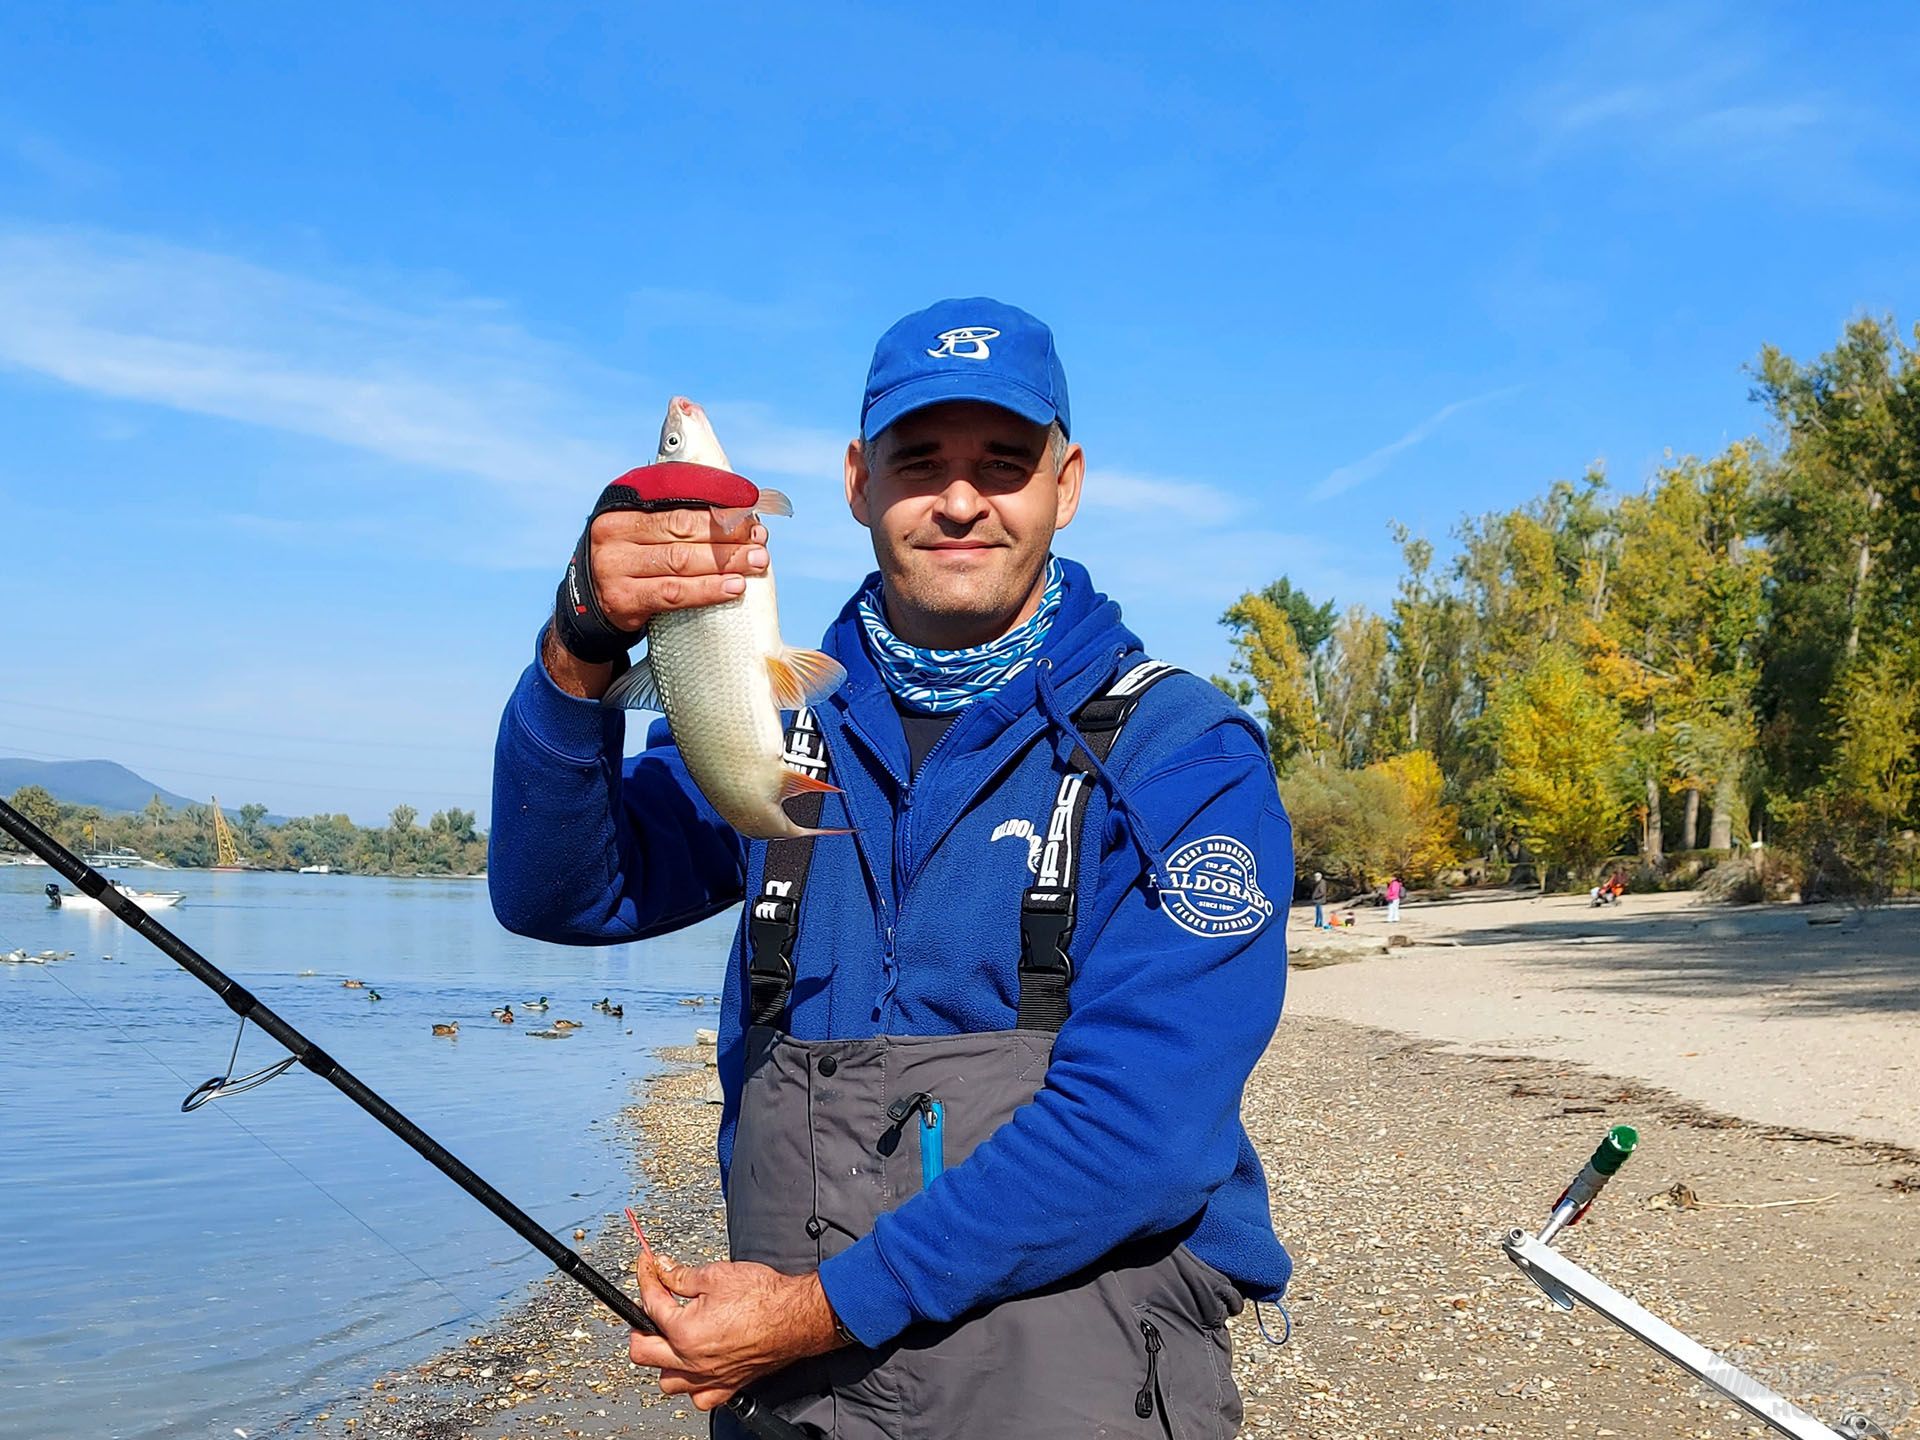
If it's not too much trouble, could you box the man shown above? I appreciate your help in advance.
[491,298,1293,1438]
[1311,871,1328,929]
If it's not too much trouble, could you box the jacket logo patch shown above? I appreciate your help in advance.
[989,817,1042,874]
[1162,836,1273,938]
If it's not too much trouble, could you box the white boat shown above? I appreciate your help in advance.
[45,882,185,911]
[82,845,170,870]
[297,863,332,875]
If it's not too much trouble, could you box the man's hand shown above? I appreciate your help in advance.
[626,1235,844,1412]
[546,460,771,697]
[544,510,769,698]
[588,508,769,634]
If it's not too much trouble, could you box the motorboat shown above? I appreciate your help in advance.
[45,881,185,911]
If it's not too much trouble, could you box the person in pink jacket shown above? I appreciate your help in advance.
[1385,876,1404,923]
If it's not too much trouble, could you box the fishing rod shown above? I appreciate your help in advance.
[0,797,817,1440]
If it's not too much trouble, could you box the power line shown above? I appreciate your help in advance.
[0,719,481,776]
[0,696,475,751]
[0,745,488,804]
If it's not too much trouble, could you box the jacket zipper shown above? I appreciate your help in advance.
[1135,1317,1163,1419]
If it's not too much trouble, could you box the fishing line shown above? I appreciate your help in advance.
[2,796,816,1440]
[32,960,488,1328]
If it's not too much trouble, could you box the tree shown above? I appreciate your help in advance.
[388,804,418,870]
[1490,647,1632,885]
[144,793,171,833]
[8,785,60,833]
[1752,318,1909,796]
[1219,589,1325,772]
[1366,750,1462,882]
[1318,606,1391,769]
[1832,647,1920,827]
[239,803,268,838]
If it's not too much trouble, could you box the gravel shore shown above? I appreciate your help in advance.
[307,907,1919,1440]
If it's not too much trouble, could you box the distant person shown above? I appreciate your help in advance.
[1311,871,1328,929]
[1385,875,1403,923]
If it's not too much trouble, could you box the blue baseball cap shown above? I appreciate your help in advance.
[860,297,1070,442]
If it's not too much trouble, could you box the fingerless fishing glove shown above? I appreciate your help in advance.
[551,461,761,664]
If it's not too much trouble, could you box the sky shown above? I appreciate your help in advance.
[2,2,1917,825]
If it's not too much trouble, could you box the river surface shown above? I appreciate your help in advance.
[0,866,735,1440]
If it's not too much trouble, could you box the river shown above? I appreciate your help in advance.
[0,865,734,1440]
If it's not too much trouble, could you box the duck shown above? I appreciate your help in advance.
[591,997,611,1012]
[676,997,704,1007]
[551,1017,582,1030]
[367,990,383,1001]
[524,1028,568,1040]
[606,1003,624,1019]
[342,979,365,989]
[496,1006,515,1024]
[490,1003,514,1020]
[431,1021,459,1037]
[523,996,550,1012]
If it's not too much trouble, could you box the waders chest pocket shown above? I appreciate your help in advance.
[880,1091,945,1186]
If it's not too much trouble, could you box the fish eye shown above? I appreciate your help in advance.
[664,432,682,451]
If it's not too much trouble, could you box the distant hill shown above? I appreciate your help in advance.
[0,759,202,815]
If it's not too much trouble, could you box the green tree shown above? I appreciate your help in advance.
[1752,318,1910,796]
[8,785,60,833]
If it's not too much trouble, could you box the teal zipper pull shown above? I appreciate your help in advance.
[920,1097,945,1186]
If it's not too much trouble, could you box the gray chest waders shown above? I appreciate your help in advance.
[722,661,1247,1440]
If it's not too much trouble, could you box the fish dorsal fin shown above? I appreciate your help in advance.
[754,487,794,519]
[779,768,842,800]
[602,656,661,711]
[766,647,847,709]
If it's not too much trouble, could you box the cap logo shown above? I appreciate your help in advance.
[926,326,1000,361]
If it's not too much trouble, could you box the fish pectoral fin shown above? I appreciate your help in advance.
[766,647,848,708]
[753,487,794,519]
[778,768,842,800]
[602,656,661,711]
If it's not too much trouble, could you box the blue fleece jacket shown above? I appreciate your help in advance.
[489,559,1293,1344]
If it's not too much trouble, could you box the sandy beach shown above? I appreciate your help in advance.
[318,894,1920,1440]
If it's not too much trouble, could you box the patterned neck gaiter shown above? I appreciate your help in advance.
[858,558,1065,714]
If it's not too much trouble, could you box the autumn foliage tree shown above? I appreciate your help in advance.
[1490,647,1630,884]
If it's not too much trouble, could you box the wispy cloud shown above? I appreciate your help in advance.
[1511,6,1867,192]
[5,133,114,191]
[1081,468,1242,517]
[1313,387,1519,502]
[0,225,627,501]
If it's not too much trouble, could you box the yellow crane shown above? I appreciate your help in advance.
[210,797,244,871]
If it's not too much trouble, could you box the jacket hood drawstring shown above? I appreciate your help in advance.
[1034,659,1173,906]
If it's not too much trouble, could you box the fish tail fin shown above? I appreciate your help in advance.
[767,648,848,709]
[754,488,794,518]
[778,769,841,800]
[795,824,856,838]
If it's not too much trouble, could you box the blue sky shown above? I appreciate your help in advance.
[2,3,1916,824]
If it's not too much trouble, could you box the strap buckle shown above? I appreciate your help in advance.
[1018,887,1076,982]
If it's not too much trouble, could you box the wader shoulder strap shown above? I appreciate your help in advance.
[747,707,829,1028]
[1016,658,1183,1032]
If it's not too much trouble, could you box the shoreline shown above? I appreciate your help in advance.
[302,899,1920,1440]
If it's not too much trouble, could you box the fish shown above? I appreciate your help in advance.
[602,396,849,840]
